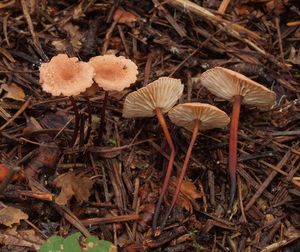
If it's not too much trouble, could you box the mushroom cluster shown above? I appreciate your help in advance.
[122,67,275,234]
[123,77,184,231]
[39,53,138,146]
[40,53,276,236]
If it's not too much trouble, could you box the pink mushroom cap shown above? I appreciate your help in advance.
[39,54,95,96]
[88,55,138,92]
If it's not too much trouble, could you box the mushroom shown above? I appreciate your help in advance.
[199,67,276,209]
[89,54,138,143]
[157,103,229,231]
[122,77,184,230]
[39,54,94,146]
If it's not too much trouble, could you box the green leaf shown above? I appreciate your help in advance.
[39,232,80,252]
[84,236,116,252]
[39,235,64,252]
[63,232,81,252]
[39,233,116,252]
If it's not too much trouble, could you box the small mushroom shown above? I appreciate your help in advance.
[122,77,184,231]
[157,103,229,231]
[89,54,138,143]
[200,67,276,209]
[39,54,94,146]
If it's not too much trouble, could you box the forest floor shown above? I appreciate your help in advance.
[0,0,300,251]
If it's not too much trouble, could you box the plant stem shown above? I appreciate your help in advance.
[152,108,175,232]
[79,113,85,147]
[228,95,242,210]
[159,119,200,231]
[69,96,80,147]
[98,91,108,144]
[84,97,92,144]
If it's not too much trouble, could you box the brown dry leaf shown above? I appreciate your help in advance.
[41,110,71,129]
[51,40,68,52]
[0,227,44,250]
[176,193,193,212]
[113,8,138,23]
[62,23,84,51]
[168,178,202,212]
[53,172,94,205]
[265,0,289,15]
[24,144,60,177]
[180,180,203,200]
[0,207,28,227]
[2,83,25,101]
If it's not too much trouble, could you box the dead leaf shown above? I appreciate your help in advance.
[0,206,28,227]
[168,178,203,212]
[2,83,25,101]
[62,23,84,51]
[0,227,44,250]
[41,110,71,129]
[51,40,68,52]
[24,144,60,177]
[53,172,94,205]
[180,180,203,200]
[113,8,138,23]
[0,163,21,182]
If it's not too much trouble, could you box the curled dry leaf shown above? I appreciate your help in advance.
[179,180,203,200]
[0,228,44,251]
[2,83,25,101]
[53,172,94,205]
[113,8,138,23]
[0,206,28,227]
[168,177,203,212]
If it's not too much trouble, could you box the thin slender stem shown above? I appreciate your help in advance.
[79,113,85,147]
[98,91,109,144]
[152,108,175,232]
[69,96,80,147]
[84,96,92,144]
[159,120,200,231]
[228,95,242,210]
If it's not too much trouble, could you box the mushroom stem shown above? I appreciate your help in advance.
[69,96,80,147]
[159,119,200,231]
[98,91,109,144]
[79,113,85,147]
[228,95,242,210]
[84,97,92,144]
[152,107,175,231]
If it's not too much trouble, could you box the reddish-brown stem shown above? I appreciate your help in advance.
[228,95,242,210]
[79,113,85,147]
[98,91,109,144]
[159,120,200,231]
[84,97,92,144]
[69,96,80,147]
[152,108,175,231]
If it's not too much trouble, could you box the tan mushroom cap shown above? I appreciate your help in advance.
[89,55,138,92]
[200,67,276,108]
[39,54,94,96]
[122,77,184,118]
[168,103,230,132]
